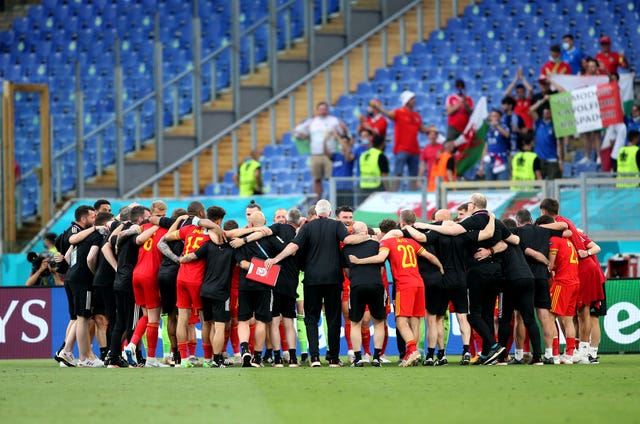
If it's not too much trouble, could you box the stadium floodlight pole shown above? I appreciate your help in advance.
[153,13,164,173]
[231,0,241,119]
[268,0,277,92]
[74,62,85,198]
[192,0,203,146]
[114,38,125,197]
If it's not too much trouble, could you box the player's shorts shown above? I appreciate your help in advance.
[590,283,607,316]
[272,292,296,319]
[238,290,273,323]
[445,286,469,314]
[349,284,386,322]
[394,285,425,318]
[176,278,202,311]
[533,278,552,310]
[578,262,606,308]
[64,282,76,320]
[310,154,333,180]
[426,284,445,316]
[201,296,231,323]
[68,281,92,318]
[342,279,350,303]
[188,308,200,324]
[91,286,106,316]
[158,271,177,314]
[132,275,162,309]
[550,282,579,317]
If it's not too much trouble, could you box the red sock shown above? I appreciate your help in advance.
[178,342,188,359]
[345,319,352,351]
[230,323,240,354]
[280,322,289,351]
[203,342,213,360]
[188,339,197,357]
[406,339,417,354]
[361,326,371,355]
[381,324,388,355]
[471,330,483,356]
[566,337,576,356]
[130,315,148,346]
[146,322,159,358]
[523,332,530,353]
[506,332,514,354]
[249,323,256,353]
[575,338,580,350]
[552,337,560,356]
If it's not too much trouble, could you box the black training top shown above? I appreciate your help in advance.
[268,223,299,298]
[64,231,103,286]
[426,229,480,288]
[513,224,563,280]
[342,239,384,289]
[93,234,115,288]
[460,212,512,267]
[235,236,280,292]
[113,223,138,293]
[501,244,535,281]
[292,217,349,286]
[196,242,236,301]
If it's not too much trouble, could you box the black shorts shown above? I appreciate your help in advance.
[349,285,386,322]
[447,286,469,314]
[201,297,231,323]
[93,286,115,320]
[238,290,273,323]
[590,285,607,316]
[271,293,296,319]
[64,282,75,319]
[426,284,446,316]
[158,271,177,315]
[69,282,92,318]
[91,287,106,316]
[533,278,552,310]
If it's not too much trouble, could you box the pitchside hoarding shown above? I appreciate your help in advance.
[1,281,638,359]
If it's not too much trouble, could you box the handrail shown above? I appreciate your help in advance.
[52,0,302,162]
[123,0,423,198]
[19,198,75,254]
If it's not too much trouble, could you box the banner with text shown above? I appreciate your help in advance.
[550,82,624,138]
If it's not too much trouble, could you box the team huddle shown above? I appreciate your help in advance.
[52,194,605,368]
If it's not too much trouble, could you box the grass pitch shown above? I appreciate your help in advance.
[1,355,639,424]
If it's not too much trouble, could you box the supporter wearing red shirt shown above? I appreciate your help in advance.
[540,44,571,80]
[358,99,388,140]
[595,36,628,75]
[374,91,429,190]
[418,125,443,188]
[445,79,474,141]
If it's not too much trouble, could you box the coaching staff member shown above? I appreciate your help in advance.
[264,200,368,367]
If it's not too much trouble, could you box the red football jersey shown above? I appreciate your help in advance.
[549,236,579,286]
[176,224,209,284]
[379,237,425,289]
[132,223,168,280]
[554,216,586,251]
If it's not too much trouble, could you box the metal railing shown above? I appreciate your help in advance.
[124,0,429,198]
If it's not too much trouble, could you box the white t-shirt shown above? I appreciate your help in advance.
[306,115,341,155]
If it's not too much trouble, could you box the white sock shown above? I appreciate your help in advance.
[590,347,598,357]
[579,341,589,353]
[545,348,553,359]
[515,349,524,360]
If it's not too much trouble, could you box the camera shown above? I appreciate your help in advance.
[27,251,57,275]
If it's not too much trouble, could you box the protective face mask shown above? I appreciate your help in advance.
[562,42,570,51]
[549,55,559,62]
[543,119,551,125]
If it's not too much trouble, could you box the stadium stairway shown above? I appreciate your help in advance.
[105,0,467,198]
[82,0,390,197]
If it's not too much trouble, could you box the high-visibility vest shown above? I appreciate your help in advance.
[359,148,383,189]
[616,145,640,188]
[239,159,261,196]
[511,151,538,190]
[428,151,455,192]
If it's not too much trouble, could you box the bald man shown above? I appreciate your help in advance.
[234,211,280,367]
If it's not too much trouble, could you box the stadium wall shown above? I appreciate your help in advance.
[1,280,638,360]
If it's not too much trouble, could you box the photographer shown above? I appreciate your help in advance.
[25,250,63,287]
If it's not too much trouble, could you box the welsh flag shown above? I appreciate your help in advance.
[454,96,488,175]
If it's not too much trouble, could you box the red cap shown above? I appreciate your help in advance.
[600,36,611,44]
